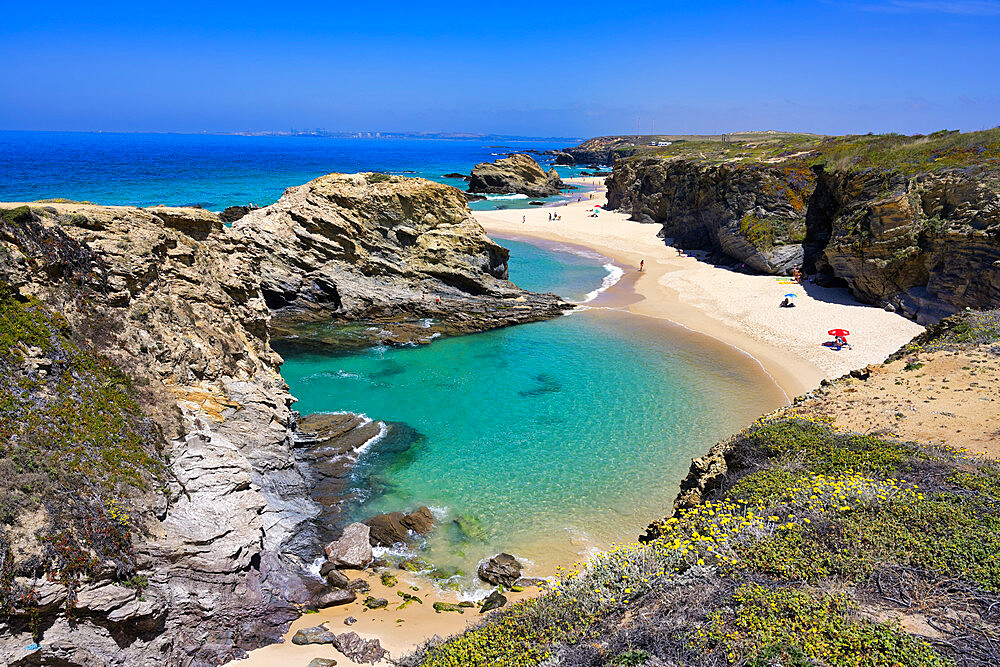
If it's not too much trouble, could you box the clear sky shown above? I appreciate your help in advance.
[1,1,998,137]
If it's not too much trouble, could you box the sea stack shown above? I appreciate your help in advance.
[467,153,568,197]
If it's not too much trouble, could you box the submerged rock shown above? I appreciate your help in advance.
[478,553,523,587]
[325,522,373,569]
[365,506,435,546]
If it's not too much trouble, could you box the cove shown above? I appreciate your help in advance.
[277,238,782,586]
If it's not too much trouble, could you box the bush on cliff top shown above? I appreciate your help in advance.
[0,285,165,617]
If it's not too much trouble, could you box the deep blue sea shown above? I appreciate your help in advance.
[1,132,778,587]
[0,131,594,211]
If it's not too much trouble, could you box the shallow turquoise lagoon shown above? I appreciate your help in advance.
[278,238,779,582]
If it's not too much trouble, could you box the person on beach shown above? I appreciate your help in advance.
[522,215,526,224]
[779,297,795,308]
[640,259,644,271]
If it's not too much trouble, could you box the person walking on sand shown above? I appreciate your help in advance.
[522,215,526,224]
[639,259,644,271]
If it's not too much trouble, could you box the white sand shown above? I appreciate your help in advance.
[476,177,926,399]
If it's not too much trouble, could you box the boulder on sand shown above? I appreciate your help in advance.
[316,588,357,608]
[292,623,337,645]
[325,522,373,568]
[480,588,508,614]
[332,631,389,664]
[477,553,522,587]
[364,506,435,546]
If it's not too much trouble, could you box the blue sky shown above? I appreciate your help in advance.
[1,1,998,136]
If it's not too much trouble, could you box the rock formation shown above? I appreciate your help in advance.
[364,507,435,546]
[233,173,569,346]
[477,553,522,587]
[0,173,571,666]
[606,156,1000,323]
[467,154,567,198]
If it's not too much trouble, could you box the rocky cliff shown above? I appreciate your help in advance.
[605,130,1000,323]
[0,175,569,665]
[467,154,567,198]
[235,173,569,347]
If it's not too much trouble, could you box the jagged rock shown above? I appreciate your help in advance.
[477,553,522,587]
[468,154,567,198]
[344,616,357,626]
[316,589,357,608]
[364,507,435,546]
[332,632,389,664]
[552,151,576,165]
[325,569,351,589]
[325,523,373,569]
[220,205,252,223]
[232,173,570,337]
[292,624,338,645]
[605,156,1000,321]
[480,589,508,613]
[363,596,388,609]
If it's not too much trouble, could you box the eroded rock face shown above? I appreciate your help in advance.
[0,175,572,666]
[233,173,569,337]
[606,157,1000,321]
[468,154,567,198]
[606,157,812,274]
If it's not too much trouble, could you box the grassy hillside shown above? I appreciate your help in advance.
[405,310,1000,667]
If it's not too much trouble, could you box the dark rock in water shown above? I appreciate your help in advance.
[463,192,487,202]
[316,588,357,608]
[478,553,522,587]
[529,201,545,206]
[365,506,435,546]
[399,556,433,572]
[442,173,469,180]
[326,569,351,589]
[292,624,338,645]
[480,589,508,613]
[348,578,371,593]
[332,632,389,664]
[344,616,357,625]
[307,659,338,667]
[363,596,389,609]
[220,205,251,223]
[325,522,373,569]
[552,151,576,165]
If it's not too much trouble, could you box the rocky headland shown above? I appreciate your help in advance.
[0,173,570,666]
[598,130,1000,323]
[467,153,569,198]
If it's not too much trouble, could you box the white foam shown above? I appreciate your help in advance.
[483,193,529,200]
[428,505,450,521]
[353,419,389,459]
[581,263,625,303]
[305,556,327,581]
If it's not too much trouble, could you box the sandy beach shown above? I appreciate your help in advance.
[477,177,926,399]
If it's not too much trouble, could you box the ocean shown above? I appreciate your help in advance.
[1,131,776,588]
[0,131,594,211]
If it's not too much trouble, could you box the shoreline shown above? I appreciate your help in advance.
[477,177,926,400]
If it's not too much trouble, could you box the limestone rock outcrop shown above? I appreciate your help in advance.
[233,173,570,341]
[0,173,572,666]
[606,157,1000,323]
[467,154,567,198]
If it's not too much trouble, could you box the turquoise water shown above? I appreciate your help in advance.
[279,239,779,584]
[0,131,596,212]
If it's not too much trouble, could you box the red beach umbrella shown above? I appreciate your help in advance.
[828,328,850,337]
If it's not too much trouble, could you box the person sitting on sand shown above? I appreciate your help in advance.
[779,297,795,308]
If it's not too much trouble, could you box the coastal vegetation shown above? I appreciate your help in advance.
[0,286,164,620]
[406,310,1000,667]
